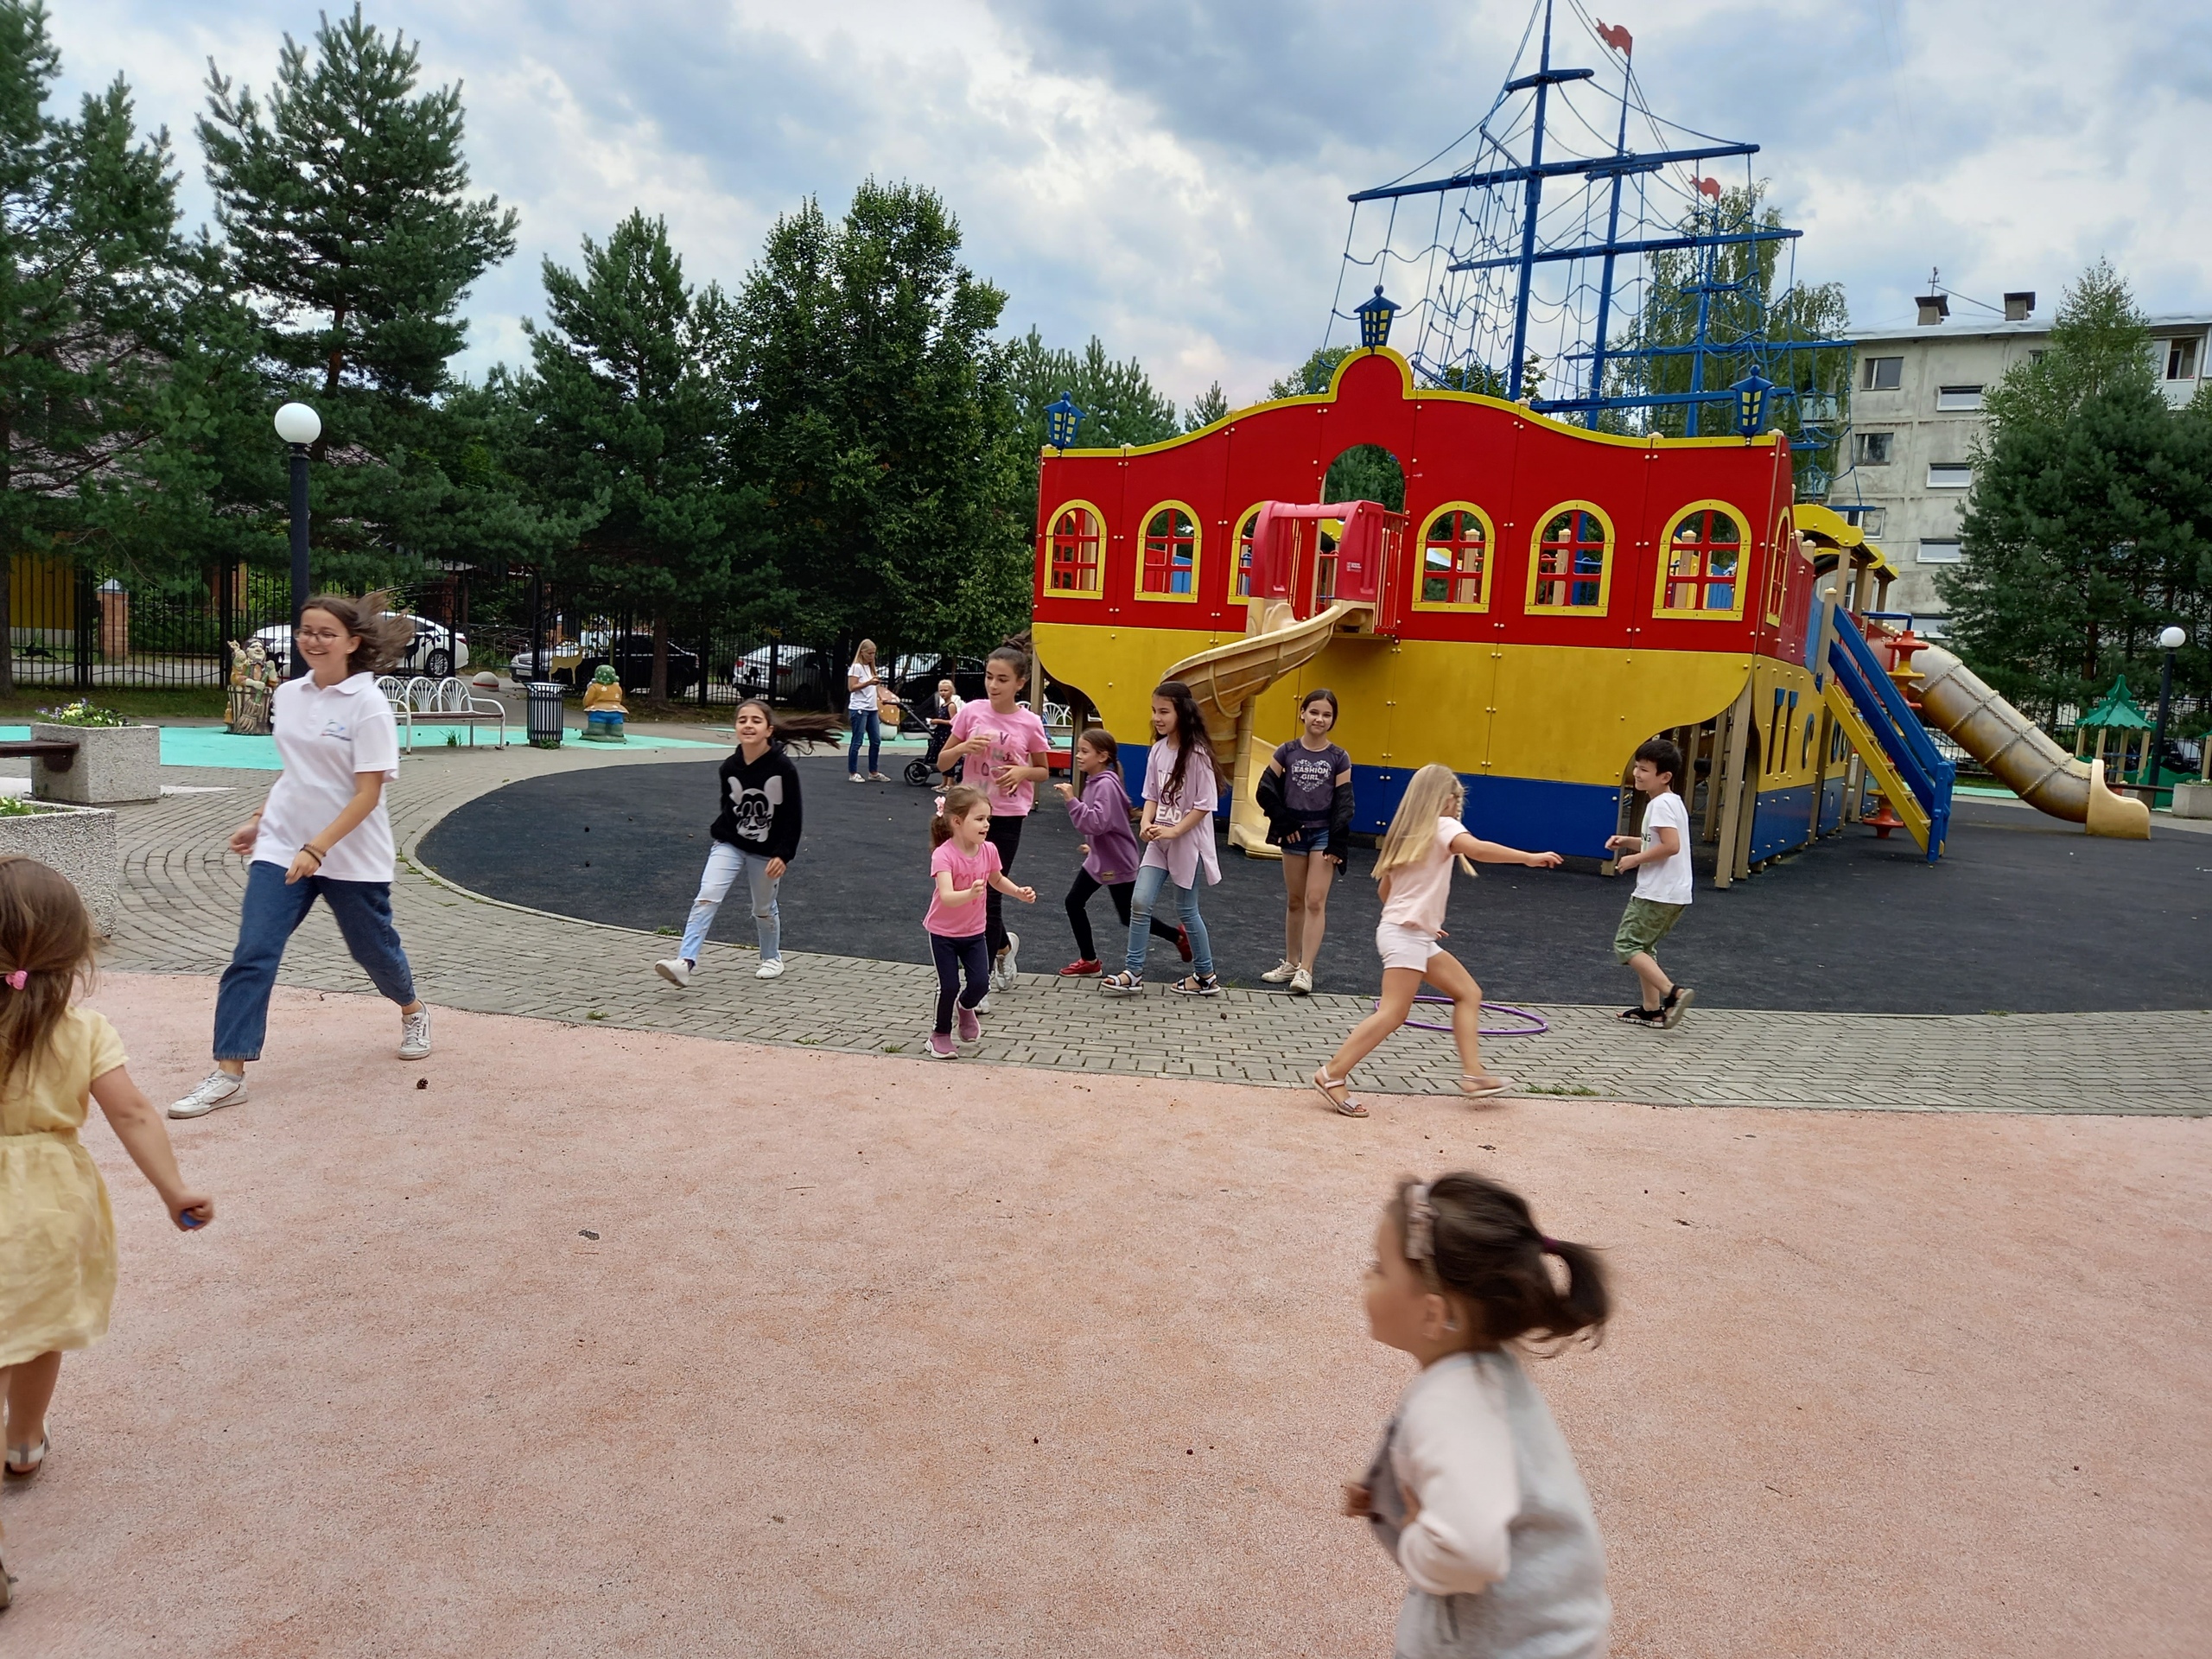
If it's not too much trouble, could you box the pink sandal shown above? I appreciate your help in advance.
[1313,1068,1368,1117]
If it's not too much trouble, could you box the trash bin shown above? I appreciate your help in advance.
[526,681,567,749]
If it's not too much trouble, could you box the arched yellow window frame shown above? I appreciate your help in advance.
[1411,502,1495,612]
[1525,500,1615,615]
[1232,501,1267,600]
[1764,512,1793,625]
[1652,499,1748,620]
[1042,499,1106,598]
[1135,499,1202,601]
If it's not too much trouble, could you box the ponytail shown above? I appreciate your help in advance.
[1389,1173,1610,1351]
[734,698,841,753]
[931,784,989,849]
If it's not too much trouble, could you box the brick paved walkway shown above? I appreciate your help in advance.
[104,738,2210,1114]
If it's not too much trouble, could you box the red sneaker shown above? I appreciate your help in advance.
[1059,958,1103,976]
[1175,927,1193,963]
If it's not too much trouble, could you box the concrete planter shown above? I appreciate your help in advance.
[2170,779,2212,820]
[0,802,119,934]
[31,721,161,804]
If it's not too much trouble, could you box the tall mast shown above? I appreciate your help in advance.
[1506,1,1555,402]
[1585,32,1635,428]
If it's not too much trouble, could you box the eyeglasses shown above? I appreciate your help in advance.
[296,629,348,642]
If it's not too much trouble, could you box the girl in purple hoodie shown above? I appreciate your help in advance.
[1051,728,1189,976]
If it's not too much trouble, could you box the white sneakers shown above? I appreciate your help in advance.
[168,1071,248,1120]
[398,1008,432,1060]
[1291,966,1314,995]
[1261,959,1299,984]
[992,931,1020,991]
[657,956,786,983]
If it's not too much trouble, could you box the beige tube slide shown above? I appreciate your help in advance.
[1164,598,1371,855]
[1910,645,2150,839]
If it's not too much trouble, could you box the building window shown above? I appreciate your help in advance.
[1927,464,1973,489]
[1861,356,1903,391]
[1852,432,1894,466]
[1235,508,1261,598]
[2166,339,2201,381]
[1838,505,1885,537]
[1935,385,1984,411]
[1655,504,1744,618]
[1046,503,1103,594]
[1527,504,1612,613]
[2029,349,2047,364]
[1917,539,1964,563]
[1138,503,1199,598]
[1413,505,1491,609]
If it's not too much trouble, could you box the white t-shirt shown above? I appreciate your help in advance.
[1380,817,1466,937]
[252,672,400,883]
[847,660,880,714]
[1633,788,1693,906]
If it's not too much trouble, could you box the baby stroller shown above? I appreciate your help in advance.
[904,718,950,786]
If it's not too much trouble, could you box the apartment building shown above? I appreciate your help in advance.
[1821,294,2211,628]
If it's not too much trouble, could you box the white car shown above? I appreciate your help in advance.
[251,616,469,679]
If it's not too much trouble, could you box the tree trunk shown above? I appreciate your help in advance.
[652,613,669,703]
[0,549,12,700]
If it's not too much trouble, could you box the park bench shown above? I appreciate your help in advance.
[378,675,510,752]
[0,738,79,772]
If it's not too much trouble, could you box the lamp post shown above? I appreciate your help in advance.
[1355,285,1399,351]
[2147,624,2186,792]
[272,402,321,678]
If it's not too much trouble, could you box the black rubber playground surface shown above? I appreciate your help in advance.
[419,754,2212,1014]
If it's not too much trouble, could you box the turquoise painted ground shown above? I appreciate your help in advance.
[0,724,721,771]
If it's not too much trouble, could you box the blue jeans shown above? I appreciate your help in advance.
[679,841,781,963]
[848,708,881,773]
[214,860,416,1062]
[1125,862,1213,976]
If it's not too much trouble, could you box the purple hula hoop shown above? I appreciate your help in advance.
[1375,995,1550,1038]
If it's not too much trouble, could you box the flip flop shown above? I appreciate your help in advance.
[1313,1067,1368,1117]
[1459,1075,1516,1099]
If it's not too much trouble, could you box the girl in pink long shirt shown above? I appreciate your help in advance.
[1100,681,1222,998]
[1051,728,1187,976]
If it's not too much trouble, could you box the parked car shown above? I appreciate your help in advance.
[891,654,988,729]
[251,616,470,679]
[731,645,836,709]
[512,632,701,696]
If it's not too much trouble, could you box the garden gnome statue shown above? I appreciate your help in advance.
[580,664,628,742]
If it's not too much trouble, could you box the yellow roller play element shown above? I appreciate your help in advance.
[1163,597,1376,857]
[1909,644,2150,840]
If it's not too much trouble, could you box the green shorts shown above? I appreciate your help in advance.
[1613,897,1686,964]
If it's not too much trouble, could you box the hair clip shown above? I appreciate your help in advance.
[932,795,946,815]
[1540,1236,1562,1255]
[4,969,26,990]
[1403,1181,1436,1262]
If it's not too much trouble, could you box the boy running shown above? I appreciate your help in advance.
[1604,736,1694,1028]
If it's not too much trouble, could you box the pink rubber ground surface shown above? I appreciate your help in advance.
[3,975,2205,1656]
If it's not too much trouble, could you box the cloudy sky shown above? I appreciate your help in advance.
[48,0,2212,410]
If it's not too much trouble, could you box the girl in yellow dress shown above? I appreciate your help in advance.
[0,857,213,1610]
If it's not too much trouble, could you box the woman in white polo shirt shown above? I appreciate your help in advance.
[169,595,430,1119]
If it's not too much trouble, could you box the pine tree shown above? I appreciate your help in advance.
[1004,328,1180,451]
[736,181,1030,660]
[1182,380,1229,432]
[510,213,733,701]
[1942,261,2212,721]
[0,0,193,691]
[198,4,517,584]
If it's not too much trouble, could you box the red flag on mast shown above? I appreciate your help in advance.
[1596,21,1633,54]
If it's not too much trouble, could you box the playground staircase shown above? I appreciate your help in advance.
[1822,614,1955,861]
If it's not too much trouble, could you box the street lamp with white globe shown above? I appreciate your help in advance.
[273,402,321,678]
[2147,624,2187,794]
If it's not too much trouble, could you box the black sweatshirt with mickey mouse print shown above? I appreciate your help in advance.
[709,747,804,864]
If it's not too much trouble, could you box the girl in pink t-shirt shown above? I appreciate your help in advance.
[923,785,1034,1059]
[938,646,1052,993]
[1312,765,1561,1117]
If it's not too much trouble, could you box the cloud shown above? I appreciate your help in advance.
[44,0,2212,410]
